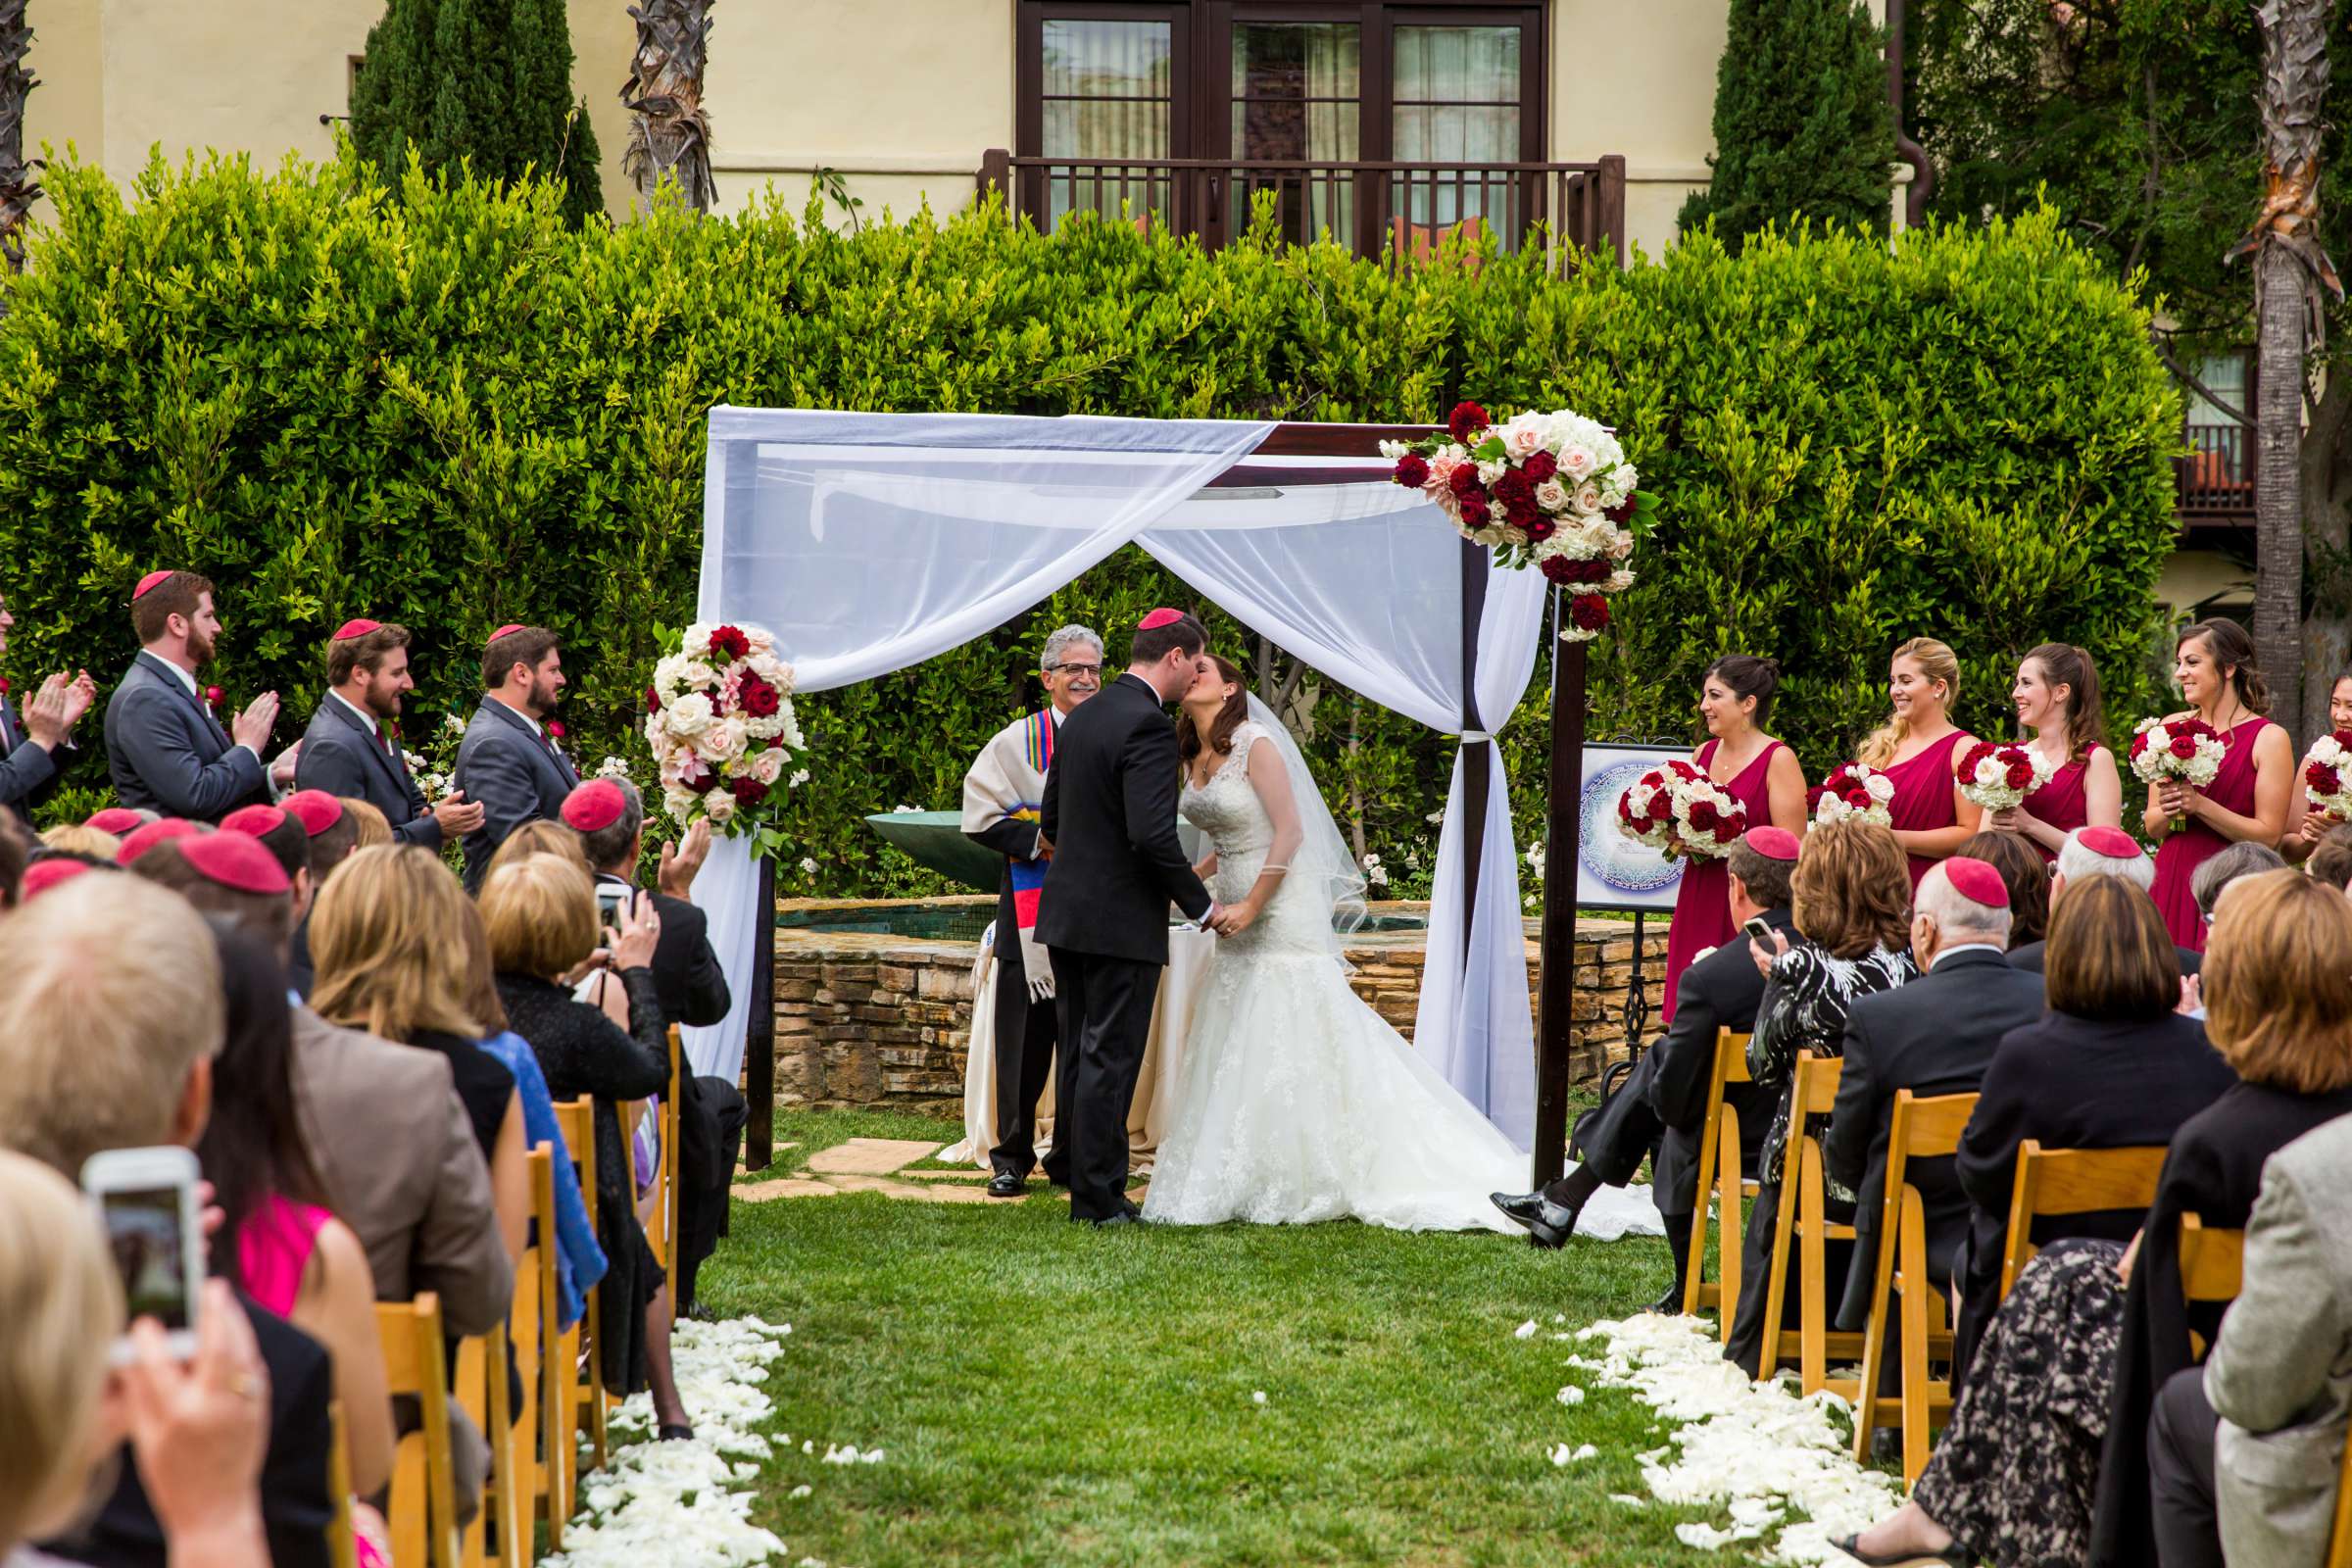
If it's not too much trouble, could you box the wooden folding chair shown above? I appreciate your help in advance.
[377,1294,461,1568]
[1756,1052,1866,1392]
[549,1098,608,1479]
[327,1400,359,1568]
[643,1026,683,1322]
[1681,1028,1757,1332]
[1999,1143,2170,1301]
[514,1145,559,1551]
[451,1324,514,1568]
[2178,1211,2245,1360]
[1851,1089,1979,1484]
[2327,1413,2352,1568]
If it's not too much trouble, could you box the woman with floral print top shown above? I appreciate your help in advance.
[1725,818,1918,1375]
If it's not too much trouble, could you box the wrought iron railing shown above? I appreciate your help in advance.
[978,150,1627,269]
[2178,421,2254,520]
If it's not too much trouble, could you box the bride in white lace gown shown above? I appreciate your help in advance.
[1143,657,1663,1238]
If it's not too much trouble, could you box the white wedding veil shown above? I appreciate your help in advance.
[1243,693,1368,957]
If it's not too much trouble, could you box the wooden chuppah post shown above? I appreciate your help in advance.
[1531,631,1587,1189]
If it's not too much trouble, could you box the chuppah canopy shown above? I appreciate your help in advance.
[684,407,1546,1146]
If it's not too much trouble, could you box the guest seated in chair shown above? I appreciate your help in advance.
[2008,824,2201,977]
[1836,869,2352,1568]
[1491,827,1799,1311]
[1950,828,2049,951]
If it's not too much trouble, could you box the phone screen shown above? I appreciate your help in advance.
[102,1186,192,1331]
[596,886,627,926]
[1740,915,1775,944]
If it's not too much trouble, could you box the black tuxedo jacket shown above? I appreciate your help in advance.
[593,871,731,1028]
[1642,905,1792,1210]
[1036,673,1211,964]
[297,692,440,847]
[2009,935,2200,978]
[0,690,63,823]
[1825,945,2047,1329]
[453,697,578,890]
[102,651,268,822]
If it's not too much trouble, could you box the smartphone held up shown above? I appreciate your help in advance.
[81,1145,204,1362]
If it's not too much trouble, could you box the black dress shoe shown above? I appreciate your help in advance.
[1826,1533,1966,1566]
[1523,1196,1580,1250]
[986,1172,1026,1199]
[658,1423,696,1443]
[1079,1210,1142,1228]
[1120,1198,1144,1218]
[1491,1190,1545,1227]
[1645,1281,1687,1316]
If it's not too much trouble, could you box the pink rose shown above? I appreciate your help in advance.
[1573,481,1604,514]
[1559,445,1597,480]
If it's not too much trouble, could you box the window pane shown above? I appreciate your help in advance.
[1394,24,1519,105]
[1041,19,1171,229]
[1232,23,1360,245]
[1042,19,1170,108]
[1393,25,1523,248]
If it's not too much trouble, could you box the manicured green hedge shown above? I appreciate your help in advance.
[0,151,2179,898]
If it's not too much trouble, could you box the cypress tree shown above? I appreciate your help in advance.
[1678,0,1894,250]
[350,0,604,225]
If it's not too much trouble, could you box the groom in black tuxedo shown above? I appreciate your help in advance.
[1037,609,1218,1226]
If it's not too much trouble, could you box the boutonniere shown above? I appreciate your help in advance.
[547,720,566,741]
[0,677,13,696]
[204,685,225,711]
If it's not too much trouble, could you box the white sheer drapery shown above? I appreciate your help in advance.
[683,409,1544,1147]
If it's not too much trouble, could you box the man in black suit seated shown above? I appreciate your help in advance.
[1827,857,2047,1335]
[103,570,298,823]
[453,624,579,891]
[0,872,334,1568]
[2009,824,2201,979]
[295,619,485,851]
[1492,826,1799,1309]
[0,590,97,826]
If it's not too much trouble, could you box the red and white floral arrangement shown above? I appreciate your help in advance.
[644,622,806,835]
[1811,761,1896,829]
[1955,741,2055,815]
[2305,730,2352,821]
[2129,714,2225,831]
[1384,401,1655,642]
[1616,760,1746,859]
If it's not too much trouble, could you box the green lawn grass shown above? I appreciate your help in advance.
[698,1108,1757,1568]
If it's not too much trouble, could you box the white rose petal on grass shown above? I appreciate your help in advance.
[1513,1319,1539,1340]
[788,1486,812,1500]
[1556,1385,1586,1405]
[1608,1494,1647,1508]
[1251,1391,1267,1405]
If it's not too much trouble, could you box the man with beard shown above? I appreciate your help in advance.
[295,619,485,851]
[0,590,97,826]
[453,623,577,891]
[104,570,295,822]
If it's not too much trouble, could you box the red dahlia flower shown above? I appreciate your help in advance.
[1521,450,1557,483]
[1393,455,1430,489]
[1448,401,1491,443]
[2310,761,2340,793]
[1568,594,1610,632]
[709,624,752,661]
[647,685,662,714]
[730,776,769,808]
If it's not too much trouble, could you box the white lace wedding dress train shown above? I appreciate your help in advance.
[1142,721,1663,1239]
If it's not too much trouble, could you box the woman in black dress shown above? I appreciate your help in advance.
[1836,869,2352,1568]
[480,851,693,1440]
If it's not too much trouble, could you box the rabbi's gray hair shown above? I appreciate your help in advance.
[1040,624,1103,672]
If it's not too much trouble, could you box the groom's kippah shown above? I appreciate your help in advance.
[133,570,174,601]
[561,779,627,833]
[117,818,203,865]
[2077,825,2141,860]
[488,623,528,644]
[1742,826,1800,862]
[331,617,383,641]
[1138,608,1184,630]
[1942,856,2010,908]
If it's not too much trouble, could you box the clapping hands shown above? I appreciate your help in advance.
[23,669,95,747]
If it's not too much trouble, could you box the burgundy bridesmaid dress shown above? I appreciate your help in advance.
[1884,728,1969,890]
[2151,717,2278,953]
[2021,747,2102,862]
[1660,737,1785,1024]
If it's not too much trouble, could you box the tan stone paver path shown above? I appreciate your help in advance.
[736,1137,1147,1206]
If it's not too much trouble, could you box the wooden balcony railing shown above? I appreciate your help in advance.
[2178,421,2255,522]
[978,150,1626,269]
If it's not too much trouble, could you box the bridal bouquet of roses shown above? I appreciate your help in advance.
[2129,715,2225,831]
[1955,740,2055,815]
[1616,760,1746,859]
[1812,761,1896,828]
[1383,402,1656,643]
[643,621,808,837]
[2305,730,2352,821]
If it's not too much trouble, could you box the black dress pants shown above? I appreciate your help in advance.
[2148,1366,2224,1568]
[988,937,1059,1179]
[1044,947,1160,1222]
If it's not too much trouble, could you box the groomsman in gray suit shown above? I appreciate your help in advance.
[103,569,296,822]
[0,591,96,824]
[296,618,484,849]
[453,623,577,890]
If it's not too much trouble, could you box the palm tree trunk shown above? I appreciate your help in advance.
[622,0,716,213]
[0,0,38,280]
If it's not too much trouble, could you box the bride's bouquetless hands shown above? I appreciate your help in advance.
[1212,902,1256,937]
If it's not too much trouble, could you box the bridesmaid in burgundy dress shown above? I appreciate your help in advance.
[1659,656,1809,1022]
[1856,637,1983,889]
[2146,618,2291,951]
[2283,669,2352,862]
[1991,643,2123,860]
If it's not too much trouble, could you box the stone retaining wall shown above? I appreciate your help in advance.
[769,898,1671,1117]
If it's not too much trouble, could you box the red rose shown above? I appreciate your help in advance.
[1448,464,1484,499]
[1393,455,1431,490]
[709,625,752,661]
[2334,729,2352,751]
[1568,594,1610,633]
[547,720,565,740]
[1605,497,1638,525]
[1688,799,1720,830]
[1617,793,1638,824]
[1844,787,1871,808]
[2129,730,2149,758]
[1456,484,1491,518]
[1647,795,1673,825]
[730,776,769,808]
[1714,814,1741,843]
[2310,762,2341,794]
[2005,760,2034,790]
[1958,742,1994,774]
[738,673,781,718]
[1447,401,1490,443]
[2170,735,2198,760]
[1521,451,1557,483]
[1493,469,1535,509]
[1540,555,1609,586]
[0,678,9,696]
[646,685,662,714]
[1521,516,1556,543]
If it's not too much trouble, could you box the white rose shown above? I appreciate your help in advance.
[1488,500,1510,525]
[1477,459,1506,486]
[780,709,806,751]
[664,785,700,826]
[751,750,785,786]
[1378,439,1411,460]
[789,768,810,789]
[652,653,692,698]
[745,712,785,741]
[680,622,714,657]
[1502,419,1546,460]
[1606,568,1638,593]
[1574,480,1604,514]
[664,691,714,737]
[1559,445,1597,480]
[643,710,671,750]
[1535,477,1570,512]
[703,787,736,824]
[680,659,719,691]
[1609,530,1637,560]
[696,715,749,763]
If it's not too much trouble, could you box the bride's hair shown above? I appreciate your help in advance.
[1179,654,1251,767]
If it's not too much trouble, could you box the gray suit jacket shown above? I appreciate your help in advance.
[287,1004,514,1336]
[0,692,61,822]
[2206,1111,2352,1567]
[102,650,267,821]
[452,697,577,891]
[296,694,441,847]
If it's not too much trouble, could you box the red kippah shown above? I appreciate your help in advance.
[2076,825,2141,860]
[177,831,291,896]
[331,617,382,641]
[1942,856,2010,908]
[561,779,627,832]
[21,858,90,901]
[84,808,144,835]
[1742,826,1801,862]
[489,623,527,644]
[220,804,290,839]
[281,790,346,837]
[117,818,203,865]
[133,570,174,601]
[1137,609,1183,630]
